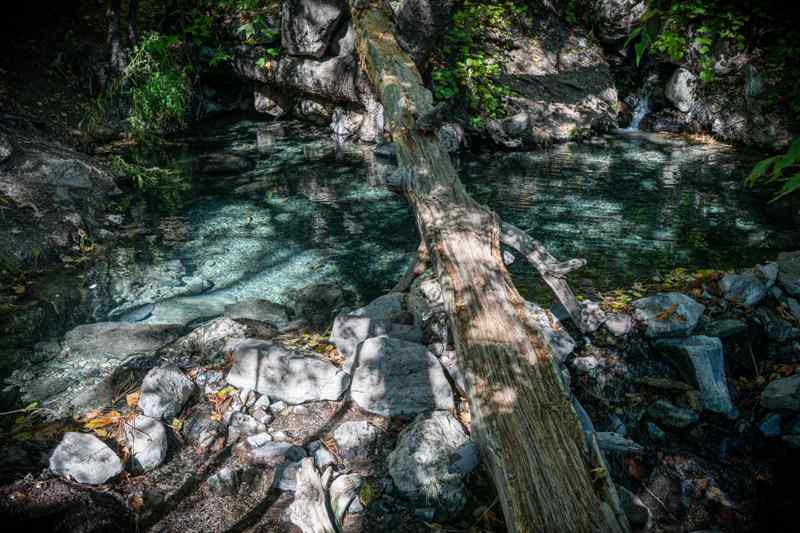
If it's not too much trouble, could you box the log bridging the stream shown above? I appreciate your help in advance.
[348,1,630,532]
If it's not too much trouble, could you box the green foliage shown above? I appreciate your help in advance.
[746,138,800,201]
[105,32,194,143]
[110,154,191,212]
[625,0,749,82]
[431,0,527,123]
[625,0,799,120]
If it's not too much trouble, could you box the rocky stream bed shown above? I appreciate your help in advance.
[1,247,800,532]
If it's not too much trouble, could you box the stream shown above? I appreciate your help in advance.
[5,114,800,369]
[104,115,798,323]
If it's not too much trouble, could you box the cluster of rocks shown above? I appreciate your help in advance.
[25,275,480,530]
[10,238,800,532]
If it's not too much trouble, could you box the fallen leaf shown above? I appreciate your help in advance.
[655,303,678,321]
[126,391,140,407]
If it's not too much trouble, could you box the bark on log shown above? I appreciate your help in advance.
[349,2,629,532]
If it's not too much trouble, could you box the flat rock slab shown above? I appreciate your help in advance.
[125,415,169,472]
[654,336,736,417]
[49,432,123,484]
[139,366,195,420]
[226,339,350,403]
[62,322,183,361]
[633,293,705,338]
[388,411,469,513]
[350,335,454,416]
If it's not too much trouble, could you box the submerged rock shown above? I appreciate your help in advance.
[225,339,350,403]
[632,293,705,338]
[388,411,469,514]
[124,415,169,472]
[350,335,454,416]
[224,298,292,328]
[62,322,183,361]
[139,366,195,420]
[49,432,123,485]
[760,375,800,412]
[654,336,736,417]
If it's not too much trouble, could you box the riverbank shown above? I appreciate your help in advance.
[1,248,799,532]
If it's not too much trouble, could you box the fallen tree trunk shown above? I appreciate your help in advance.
[350,2,629,532]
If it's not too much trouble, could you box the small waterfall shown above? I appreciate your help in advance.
[629,91,651,130]
[624,75,657,131]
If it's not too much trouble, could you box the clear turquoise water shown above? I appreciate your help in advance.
[112,117,797,320]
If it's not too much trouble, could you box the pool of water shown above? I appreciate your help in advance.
[461,130,798,300]
[51,117,800,325]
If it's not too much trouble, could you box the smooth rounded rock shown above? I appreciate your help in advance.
[139,366,195,420]
[125,415,169,472]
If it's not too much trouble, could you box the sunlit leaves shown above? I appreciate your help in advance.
[747,138,800,201]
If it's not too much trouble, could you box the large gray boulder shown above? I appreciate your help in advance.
[49,432,123,484]
[654,336,736,417]
[281,0,346,58]
[350,336,454,416]
[139,366,195,420]
[124,415,169,472]
[632,293,705,338]
[388,411,469,513]
[226,339,350,403]
[719,272,767,307]
[761,375,800,412]
[666,68,697,113]
[777,251,800,298]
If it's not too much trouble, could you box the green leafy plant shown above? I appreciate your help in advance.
[125,33,193,141]
[110,154,191,212]
[431,0,526,123]
[746,138,800,201]
[624,1,750,83]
